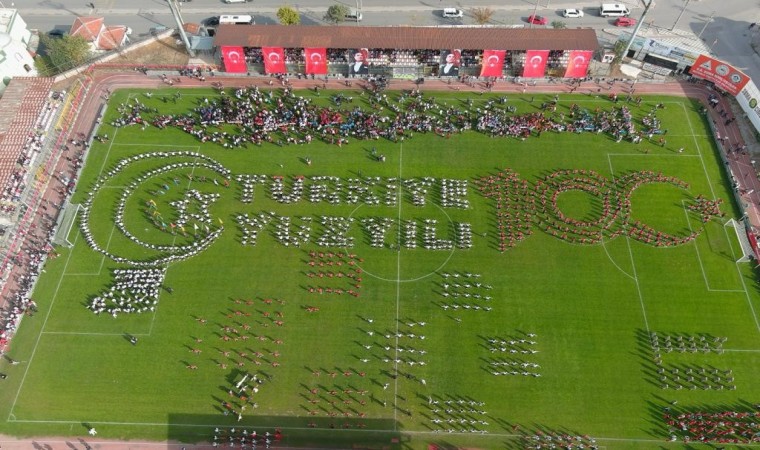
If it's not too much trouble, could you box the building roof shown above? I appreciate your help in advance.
[213,25,599,51]
[183,22,201,35]
[97,25,127,50]
[70,16,104,42]
[0,9,15,34]
[613,27,711,57]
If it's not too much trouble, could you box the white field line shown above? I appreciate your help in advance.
[7,233,80,420]
[392,143,403,431]
[624,236,650,333]
[681,102,718,199]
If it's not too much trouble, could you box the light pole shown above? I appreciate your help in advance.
[670,0,690,31]
[530,0,539,29]
[698,11,715,38]
[621,0,655,62]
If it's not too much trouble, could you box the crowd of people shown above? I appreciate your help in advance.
[476,167,718,250]
[425,396,491,435]
[437,272,494,312]
[211,427,282,448]
[476,168,535,252]
[0,223,50,351]
[521,431,599,450]
[0,72,745,449]
[80,151,228,268]
[87,268,166,316]
[0,92,65,214]
[649,331,734,392]
[651,332,727,354]
[236,211,275,246]
[304,252,363,297]
[104,83,671,153]
[485,332,541,377]
[664,410,760,444]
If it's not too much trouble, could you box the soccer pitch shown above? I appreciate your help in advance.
[1,86,759,449]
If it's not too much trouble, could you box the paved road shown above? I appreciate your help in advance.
[16,0,760,81]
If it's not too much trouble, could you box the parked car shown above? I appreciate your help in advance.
[442,7,464,18]
[527,14,548,25]
[202,16,220,26]
[562,8,584,18]
[48,29,67,38]
[614,17,637,27]
[150,25,169,36]
[345,8,363,21]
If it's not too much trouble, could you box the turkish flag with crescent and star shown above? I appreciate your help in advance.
[305,48,328,75]
[221,46,247,73]
[480,50,506,77]
[262,47,287,74]
[564,50,593,78]
[523,50,549,78]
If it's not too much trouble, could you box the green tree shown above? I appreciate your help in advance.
[40,34,92,75]
[277,5,301,25]
[34,56,56,77]
[613,39,628,63]
[324,4,349,24]
[472,7,494,25]
[551,20,567,29]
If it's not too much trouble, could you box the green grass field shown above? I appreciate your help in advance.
[1,86,759,449]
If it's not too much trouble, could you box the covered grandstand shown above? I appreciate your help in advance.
[212,25,599,79]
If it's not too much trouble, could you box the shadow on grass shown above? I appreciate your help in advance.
[168,412,402,448]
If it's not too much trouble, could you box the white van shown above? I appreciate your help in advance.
[224,0,247,3]
[345,8,362,21]
[600,3,630,17]
[219,14,254,24]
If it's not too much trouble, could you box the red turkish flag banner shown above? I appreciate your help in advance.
[221,46,246,73]
[262,47,287,74]
[564,50,593,78]
[523,50,549,78]
[689,54,749,97]
[305,48,328,75]
[480,50,506,77]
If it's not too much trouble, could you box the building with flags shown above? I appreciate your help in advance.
[213,25,598,79]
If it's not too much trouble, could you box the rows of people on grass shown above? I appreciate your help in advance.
[477,168,718,250]
[87,268,166,316]
[301,314,431,421]
[665,410,760,444]
[82,158,721,276]
[651,332,727,353]
[304,252,363,297]
[522,432,599,450]
[80,151,228,267]
[655,364,735,391]
[105,85,664,150]
[425,396,492,435]
[237,175,467,208]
